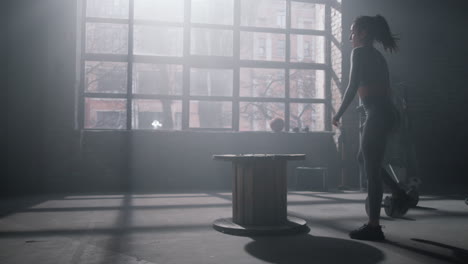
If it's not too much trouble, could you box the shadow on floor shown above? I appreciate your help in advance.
[409,238,468,264]
[383,239,467,264]
[245,233,385,264]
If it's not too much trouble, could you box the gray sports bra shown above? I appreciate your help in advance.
[357,46,390,91]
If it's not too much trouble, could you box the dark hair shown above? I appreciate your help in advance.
[354,15,399,52]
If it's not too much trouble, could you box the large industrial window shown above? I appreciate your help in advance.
[80,0,342,131]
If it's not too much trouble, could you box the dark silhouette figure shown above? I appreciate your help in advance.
[333,15,406,241]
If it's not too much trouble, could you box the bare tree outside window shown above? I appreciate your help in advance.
[133,64,182,95]
[240,102,285,131]
[85,61,128,94]
[290,103,325,131]
[290,69,325,99]
[240,68,285,98]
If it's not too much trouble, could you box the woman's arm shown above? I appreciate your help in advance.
[333,48,363,125]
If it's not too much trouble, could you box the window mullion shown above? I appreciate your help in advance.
[182,0,192,130]
[126,0,135,130]
[324,2,332,131]
[233,0,240,131]
[78,0,87,130]
[285,0,292,132]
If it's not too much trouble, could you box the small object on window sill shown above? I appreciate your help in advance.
[270,118,285,132]
[292,127,300,133]
[151,120,163,129]
[302,126,309,132]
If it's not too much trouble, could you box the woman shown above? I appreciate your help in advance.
[333,15,406,241]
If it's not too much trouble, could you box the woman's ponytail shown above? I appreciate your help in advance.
[354,15,399,53]
[373,15,399,53]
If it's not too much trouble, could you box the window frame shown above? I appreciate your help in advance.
[78,0,341,132]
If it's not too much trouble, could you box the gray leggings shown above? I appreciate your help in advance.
[358,104,398,223]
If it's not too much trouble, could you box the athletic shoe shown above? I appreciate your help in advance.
[349,224,385,241]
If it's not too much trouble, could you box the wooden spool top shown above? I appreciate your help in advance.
[213,154,306,162]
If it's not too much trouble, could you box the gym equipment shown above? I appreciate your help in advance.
[386,164,420,207]
[406,186,419,208]
[365,195,410,218]
[364,164,420,218]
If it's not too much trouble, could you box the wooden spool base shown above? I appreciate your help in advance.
[213,216,308,236]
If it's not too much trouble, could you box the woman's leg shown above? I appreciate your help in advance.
[381,167,402,193]
[358,142,401,194]
[359,146,402,194]
[362,119,388,226]
[357,148,365,186]
[379,110,405,197]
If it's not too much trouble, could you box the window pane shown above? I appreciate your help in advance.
[86,0,129,19]
[132,99,182,130]
[190,69,233,96]
[331,6,342,42]
[190,101,232,128]
[191,0,233,25]
[331,41,342,80]
[134,0,184,22]
[290,103,325,131]
[240,68,285,98]
[241,0,286,28]
[191,28,233,56]
[85,61,128,94]
[240,32,285,61]
[291,2,325,30]
[86,23,128,54]
[85,98,127,129]
[289,69,325,99]
[133,64,183,95]
[239,102,284,131]
[134,26,183,56]
[290,34,325,63]
[331,78,342,120]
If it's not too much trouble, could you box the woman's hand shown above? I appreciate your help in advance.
[332,115,341,127]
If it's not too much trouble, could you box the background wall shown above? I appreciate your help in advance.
[4,0,468,196]
[1,1,8,191]
[71,131,338,193]
[7,0,49,195]
[4,0,339,196]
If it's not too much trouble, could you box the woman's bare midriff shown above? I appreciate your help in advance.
[358,85,390,98]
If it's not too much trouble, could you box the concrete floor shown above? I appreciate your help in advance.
[0,191,467,264]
